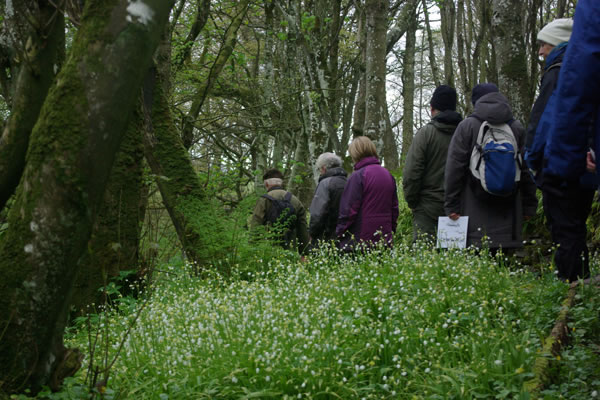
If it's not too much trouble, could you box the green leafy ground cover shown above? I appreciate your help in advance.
[32,243,598,399]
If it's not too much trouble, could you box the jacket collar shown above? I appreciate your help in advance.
[432,110,463,127]
[319,166,347,182]
[354,156,380,171]
[545,42,567,70]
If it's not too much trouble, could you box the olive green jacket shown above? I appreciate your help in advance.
[403,110,462,221]
[250,187,309,254]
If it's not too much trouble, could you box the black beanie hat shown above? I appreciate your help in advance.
[430,85,457,112]
[471,83,499,105]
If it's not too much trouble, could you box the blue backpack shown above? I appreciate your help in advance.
[469,121,522,196]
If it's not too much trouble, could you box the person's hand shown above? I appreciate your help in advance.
[448,213,460,221]
[586,151,596,173]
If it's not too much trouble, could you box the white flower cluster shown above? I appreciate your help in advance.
[70,245,571,398]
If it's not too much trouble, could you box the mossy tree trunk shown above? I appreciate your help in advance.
[71,107,145,314]
[141,68,207,269]
[0,0,173,395]
[0,1,64,210]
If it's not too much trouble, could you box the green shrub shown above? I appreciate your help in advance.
[175,193,301,279]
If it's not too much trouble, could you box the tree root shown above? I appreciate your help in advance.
[524,274,600,395]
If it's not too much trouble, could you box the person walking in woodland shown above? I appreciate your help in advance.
[444,84,537,252]
[524,18,573,158]
[336,136,399,252]
[535,0,600,282]
[525,16,595,282]
[403,85,462,242]
[250,169,309,254]
[308,152,347,248]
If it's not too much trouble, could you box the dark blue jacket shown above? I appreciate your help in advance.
[543,0,600,180]
[524,43,567,174]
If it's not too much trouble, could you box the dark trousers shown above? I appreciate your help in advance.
[542,182,594,282]
[412,211,437,243]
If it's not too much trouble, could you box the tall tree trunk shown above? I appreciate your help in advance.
[423,0,441,87]
[440,0,456,86]
[471,1,489,91]
[382,105,399,169]
[526,0,544,114]
[491,0,529,123]
[0,0,173,394]
[253,0,276,189]
[71,107,145,314]
[363,0,389,153]
[141,68,207,269]
[0,1,64,211]
[351,6,367,139]
[353,0,411,166]
[328,0,343,154]
[341,62,361,152]
[400,1,417,164]
[455,0,470,102]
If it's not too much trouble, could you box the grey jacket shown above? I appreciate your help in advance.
[309,167,347,242]
[444,92,538,248]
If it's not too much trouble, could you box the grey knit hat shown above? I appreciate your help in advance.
[537,18,573,46]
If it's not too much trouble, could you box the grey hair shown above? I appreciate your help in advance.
[315,152,342,171]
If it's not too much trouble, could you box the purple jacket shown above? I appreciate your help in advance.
[336,156,399,250]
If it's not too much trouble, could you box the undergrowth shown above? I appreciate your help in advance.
[30,242,596,399]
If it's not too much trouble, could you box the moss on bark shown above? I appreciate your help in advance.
[0,0,174,394]
[142,70,207,269]
[71,106,145,314]
[0,2,65,210]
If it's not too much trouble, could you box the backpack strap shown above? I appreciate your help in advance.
[545,62,562,73]
[262,192,292,202]
[261,194,276,201]
[283,192,297,227]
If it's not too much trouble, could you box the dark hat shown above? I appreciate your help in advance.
[263,168,284,181]
[471,83,499,105]
[430,85,457,111]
